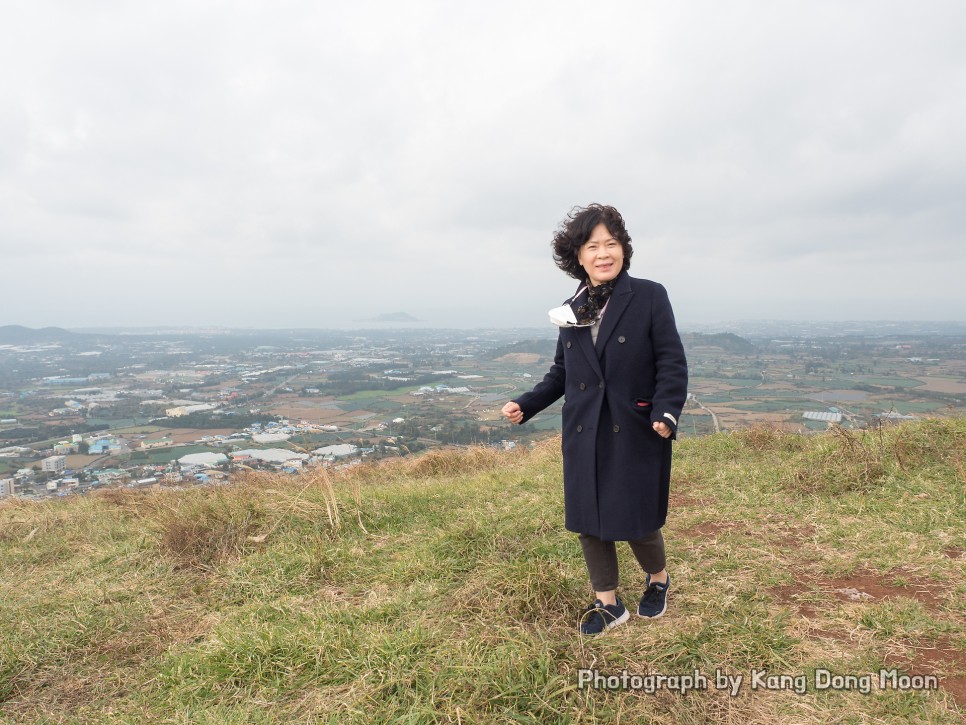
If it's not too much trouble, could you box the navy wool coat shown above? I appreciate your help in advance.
[514,271,688,541]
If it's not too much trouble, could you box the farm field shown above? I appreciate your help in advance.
[2,324,966,493]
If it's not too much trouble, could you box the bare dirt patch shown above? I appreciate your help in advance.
[914,376,966,394]
[64,453,103,468]
[682,521,744,539]
[268,401,349,424]
[771,568,949,613]
[942,547,965,561]
[688,381,741,394]
[769,568,956,660]
[709,406,803,430]
[668,491,712,509]
[884,635,966,708]
[764,521,817,546]
[755,383,801,392]
[825,573,946,609]
[494,353,541,365]
[770,583,821,620]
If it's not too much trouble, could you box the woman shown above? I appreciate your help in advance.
[502,204,688,636]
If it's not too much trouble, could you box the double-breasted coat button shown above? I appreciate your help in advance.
[599,381,605,389]
[613,425,620,433]
[576,425,583,432]
[618,336,626,343]
[566,341,572,348]
[579,382,586,390]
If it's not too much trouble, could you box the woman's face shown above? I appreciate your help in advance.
[578,223,624,286]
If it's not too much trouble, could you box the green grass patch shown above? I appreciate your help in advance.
[854,376,924,389]
[893,400,947,414]
[339,388,403,403]
[1,422,964,722]
[109,425,167,435]
[530,413,562,431]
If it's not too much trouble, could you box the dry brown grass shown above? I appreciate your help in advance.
[890,417,966,471]
[146,465,365,570]
[343,441,548,485]
[152,486,266,570]
[779,420,966,495]
[729,424,809,453]
[781,425,889,494]
[0,496,91,545]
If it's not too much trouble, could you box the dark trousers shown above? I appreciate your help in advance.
[579,529,666,592]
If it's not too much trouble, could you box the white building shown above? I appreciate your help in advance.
[178,452,229,467]
[0,478,14,497]
[251,432,290,444]
[312,444,358,458]
[42,455,67,473]
[802,411,843,423]
[231,448,309,465]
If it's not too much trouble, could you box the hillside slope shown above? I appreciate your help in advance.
[1,420,964,723]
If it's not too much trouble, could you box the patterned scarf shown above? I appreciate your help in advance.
[575,278,617,325]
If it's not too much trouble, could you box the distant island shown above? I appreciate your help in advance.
[356,312,421,323]
[0,325,79,344]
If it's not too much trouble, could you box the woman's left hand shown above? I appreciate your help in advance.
[502,401,524,425]
[652,421,672,439]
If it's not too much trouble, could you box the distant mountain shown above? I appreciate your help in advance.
[486,338,557,360]
[359,312,421,323]
[0,325,79,344]
[682,332,757,354]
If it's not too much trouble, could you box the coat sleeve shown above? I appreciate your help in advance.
[512,334,566,424]
[649,283,689,438]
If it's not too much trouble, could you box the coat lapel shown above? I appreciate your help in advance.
[568,285,603,379]
[594,270,634,353]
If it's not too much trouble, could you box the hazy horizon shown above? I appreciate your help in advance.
[3,2,965,329]
[5,318,966,340]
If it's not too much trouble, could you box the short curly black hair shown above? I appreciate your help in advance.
[551,203,633,280]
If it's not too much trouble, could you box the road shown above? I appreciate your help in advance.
[689,394,721,434]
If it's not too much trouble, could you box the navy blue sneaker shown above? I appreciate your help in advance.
[580,597,630,636]
[638,574,670,618]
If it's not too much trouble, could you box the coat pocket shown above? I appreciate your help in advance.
[632,399,652,413]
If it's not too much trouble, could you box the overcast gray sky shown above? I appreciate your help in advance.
[2,1,964,330]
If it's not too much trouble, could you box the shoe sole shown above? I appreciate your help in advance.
[581,608,630,636]
[637,603,666,618]
[608,609,631,629]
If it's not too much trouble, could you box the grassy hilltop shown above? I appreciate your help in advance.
[1,420,964,723]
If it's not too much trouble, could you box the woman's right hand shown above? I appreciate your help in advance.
[502,401,524,425]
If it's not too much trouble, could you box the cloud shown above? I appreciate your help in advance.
[1,0,965,327]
